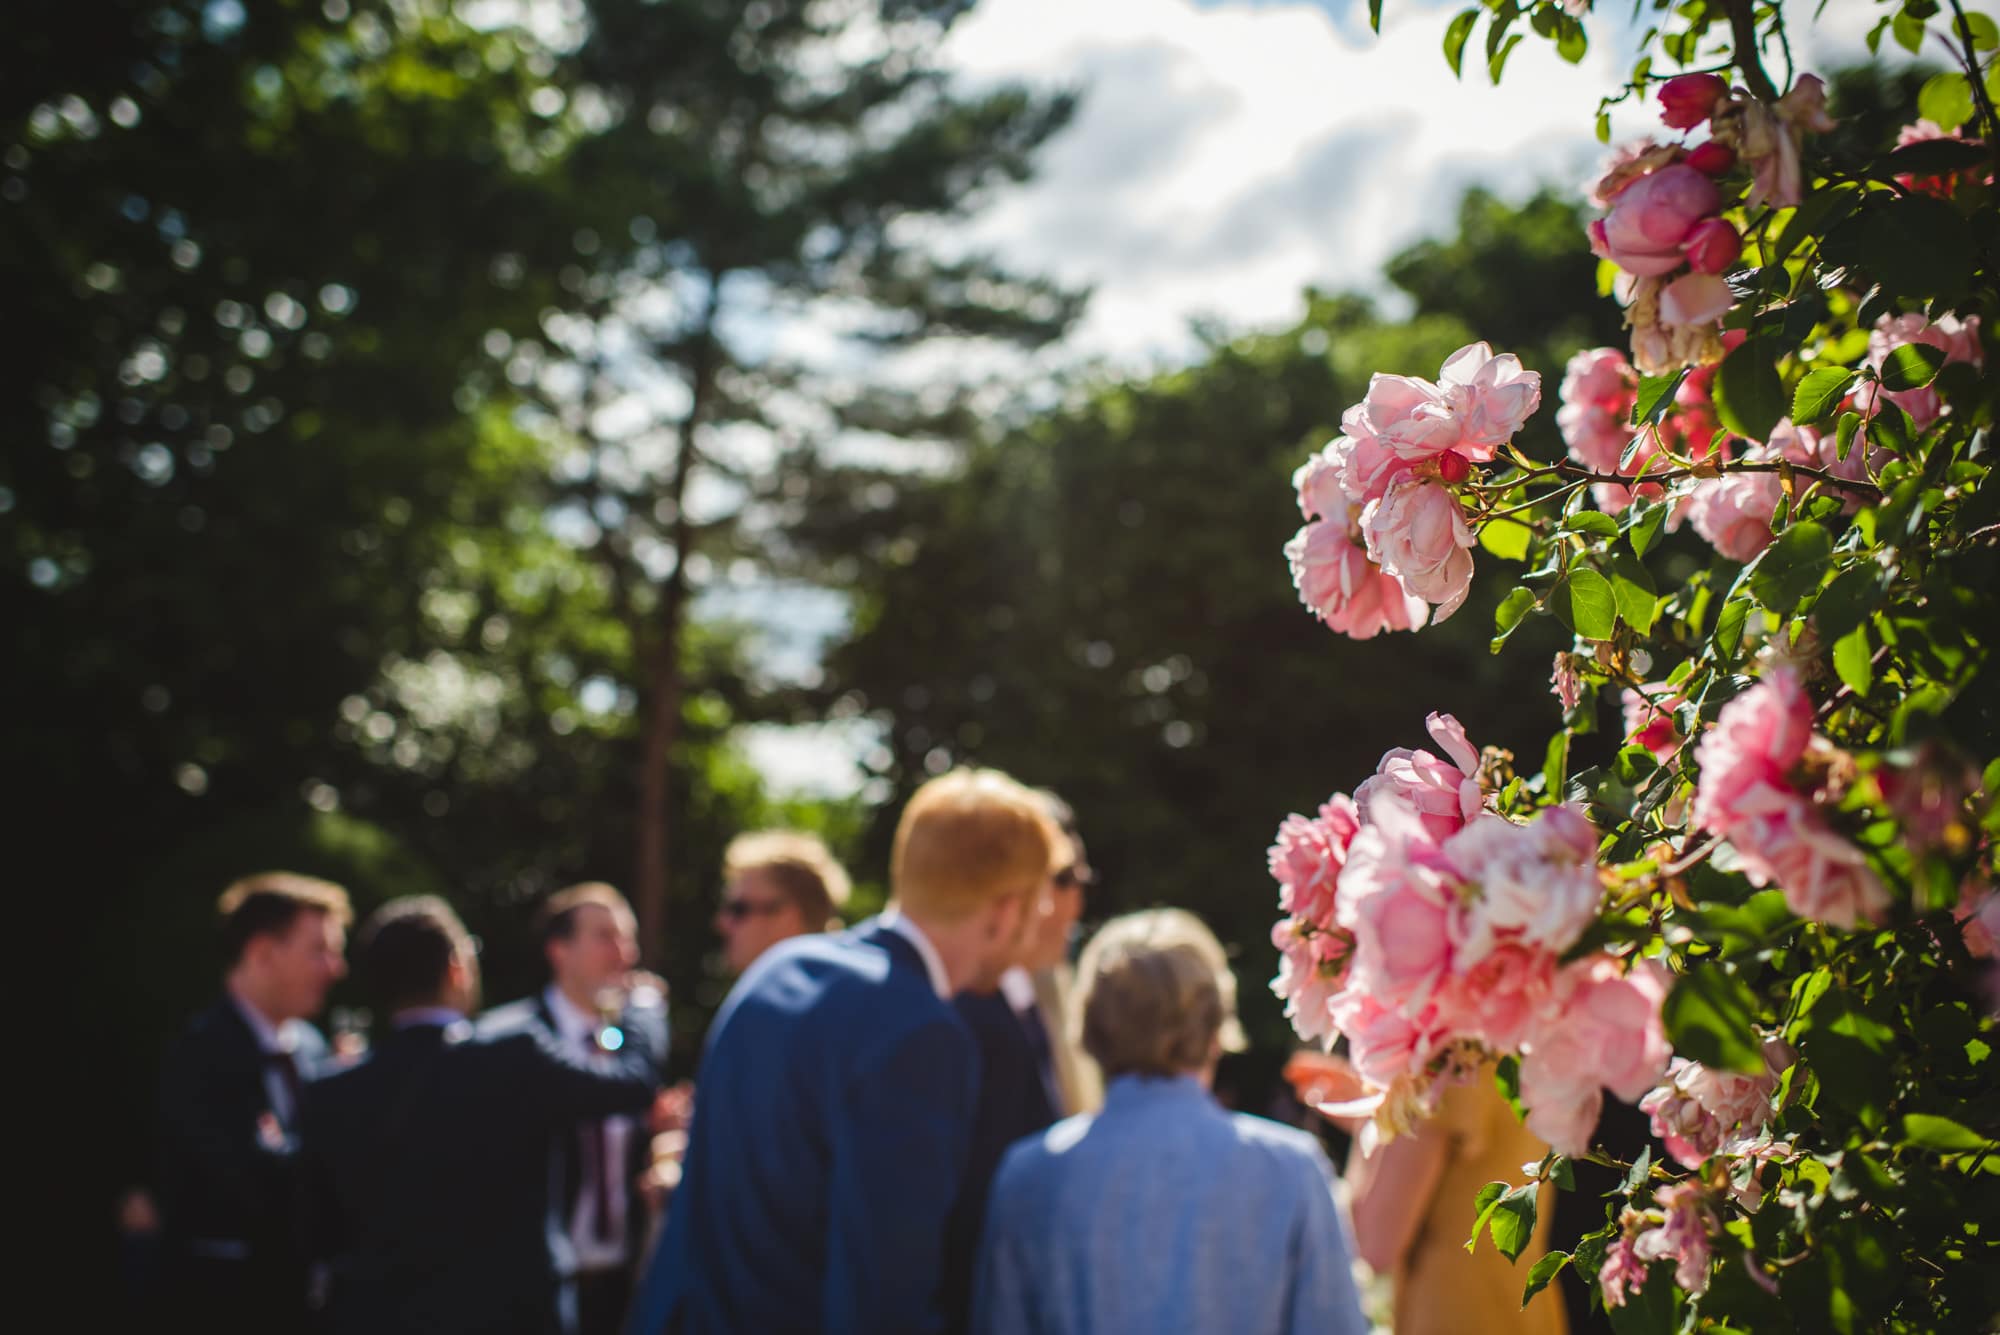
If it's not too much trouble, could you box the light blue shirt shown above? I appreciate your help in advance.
[972,1073,1368,1335]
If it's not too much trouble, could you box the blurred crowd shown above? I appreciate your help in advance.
[129,767,1571,1335]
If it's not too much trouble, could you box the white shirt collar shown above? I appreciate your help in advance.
[228,987,294,1054]
[879,908,953,1000]
[998,966,1038,1015]
[542,984,597,1044]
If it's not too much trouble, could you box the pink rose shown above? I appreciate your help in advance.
[1438,341,1543,456]
[1638,1044,1784,1168]
[1658,73,1729,130]
[1685,140,1736,175]
[1777,73,1836,135]
[1599,1234,1649,1308]
[1894,120,1995,196]
[1362,477,1476,622]
[1691,668,1814,829]
[1682,218,1742,275]
[1354,711,1483,844]
[1741,801,1891,928]
[1292,448,1347,521]
[1633,1182,1715,1295]
[1685,467,1781,561]
[1336,800,1458,1007]
[1551,652,1584,712]
[1272,918,1346,1042]
[1285,519,1429,640]
[1268,794,1361,926]
[1955,879,1996,960]
[1861,312,1984,432]
[1445,806,1604,962]
[1518,954,1672,1156]
[1660,270,1735,325]
[1347,372,1462,467]
[1328,988,1444,1089]
[1435,943,1556,1053]
[1589,163,1722,276]
[1622,681,1686,760]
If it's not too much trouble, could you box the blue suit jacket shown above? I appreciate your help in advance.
[628,918,980,1335]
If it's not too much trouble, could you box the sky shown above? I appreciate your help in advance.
[735,0,1894,794]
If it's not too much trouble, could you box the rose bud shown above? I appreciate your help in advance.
[1435,451,1471,484]
[1658,73,1730,131]
[1685,141,1736,176]
[1682,217,1743,275]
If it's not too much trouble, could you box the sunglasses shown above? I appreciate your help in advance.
[717,898,786,923]
[1052,865,1093,891]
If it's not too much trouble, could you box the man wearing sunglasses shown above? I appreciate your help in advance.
[712,831,851,976]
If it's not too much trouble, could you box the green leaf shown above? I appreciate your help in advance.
[1901,1113,1994,1153]
[1827,193,1978,302]
[1544,729,1569,797]
[1832,621,1873,694]
[1878,341,1947,392]
[1563,510,1621,540]
[1631,369,1689,428]
[1443,8,1480,78]
[1367,0,1383,34]
[1554,13,1587,62]
[1713,594,1750,661]
[1523,1251,1571,1308]
[1493,586,1537,649]
[1466,1181,1509,1253]
[1662,964,1766,1075]
[1713,339,1786,444]
[1485,1183,1540,1262]
[1835,411,1861,462]
[1792,368,1855,424]
[1608,548,1659,633]
[1568,567,1617,640]
[1479,516,1534,561]
[1749,521,1832,616]
[1487,32,1523,83]
[1892,6,1926,53]
[1812,564,1884,642]
[1626,501,1666,558]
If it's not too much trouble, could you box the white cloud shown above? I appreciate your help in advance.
[939,0,1649,365]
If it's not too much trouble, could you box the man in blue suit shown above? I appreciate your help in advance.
[629,767,1061,1335]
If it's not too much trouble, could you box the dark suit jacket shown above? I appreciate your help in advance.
[481,990,670,1279]
[940,991,1062,1332]
[301,1017,662,1335]
[628,918,980,1335]
[156,996,329,1334]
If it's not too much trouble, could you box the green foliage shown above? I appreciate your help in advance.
[1357,1,2000,1329]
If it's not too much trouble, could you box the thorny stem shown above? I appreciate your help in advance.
[1721,0,1780,102]
[1945,0,2000,147]
[1469,457,1881,505]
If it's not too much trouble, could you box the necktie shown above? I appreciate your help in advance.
[579,1031,619,1246]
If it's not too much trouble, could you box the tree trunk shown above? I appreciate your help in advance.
[630,277,724,967]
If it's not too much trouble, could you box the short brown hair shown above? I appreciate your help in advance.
[218,872,352,967]
[1075,909,1247,1078]
[723,832,852,930]
[535,882,635,947]
[890,768,1059,922]
[358,896,472,1011]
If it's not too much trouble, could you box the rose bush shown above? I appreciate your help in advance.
[1273,1,1998,1327]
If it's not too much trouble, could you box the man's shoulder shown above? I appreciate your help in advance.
[476,996,550,1039]
[164,997,253,1074]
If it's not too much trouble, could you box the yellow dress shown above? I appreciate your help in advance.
[1391,1078,1568,1335]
